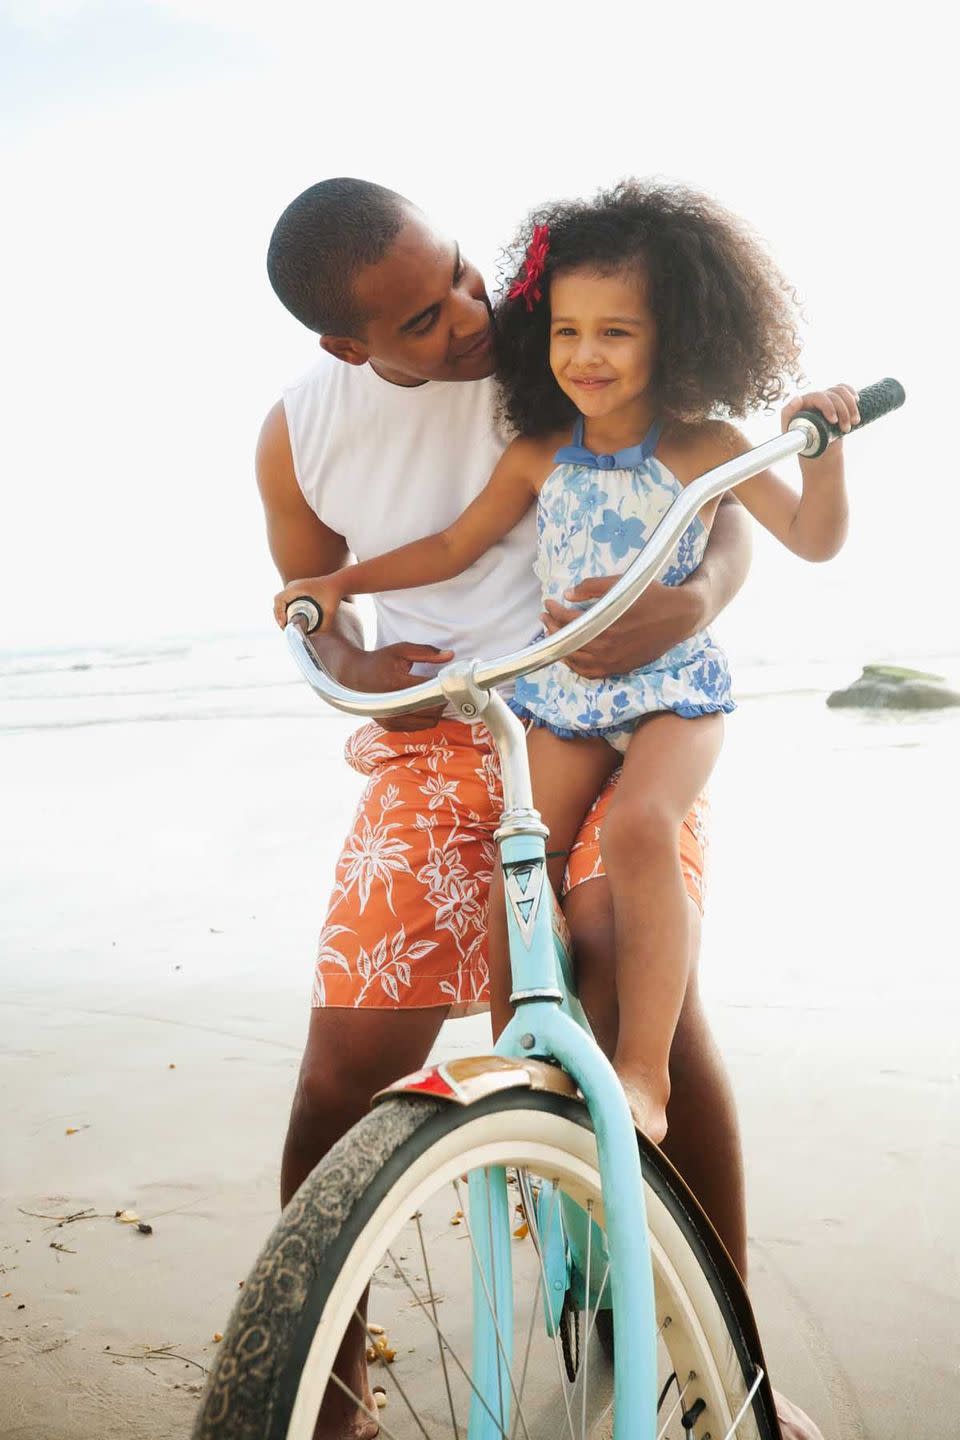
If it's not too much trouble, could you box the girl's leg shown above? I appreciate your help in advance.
[489,726,619,1039]
[602,711,724,1142]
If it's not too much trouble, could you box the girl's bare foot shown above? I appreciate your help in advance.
[614,1062,669,1145]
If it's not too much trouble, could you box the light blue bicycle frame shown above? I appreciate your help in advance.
[460,689,657,1440]
[284,416,838,1440]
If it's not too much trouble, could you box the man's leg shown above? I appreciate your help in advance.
[563,879,747,1276]
[281,1004,449,1206]
[663,904,748,1275]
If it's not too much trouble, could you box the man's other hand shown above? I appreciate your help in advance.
[541,576,701,679]
[344,641,452,732]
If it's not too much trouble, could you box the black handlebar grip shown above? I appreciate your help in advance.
[791,377,906,458]
[285,597,323,634]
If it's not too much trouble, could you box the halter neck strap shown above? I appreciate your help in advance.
[553,416,662,470]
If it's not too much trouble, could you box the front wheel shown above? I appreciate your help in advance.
[195,1092,778,1440]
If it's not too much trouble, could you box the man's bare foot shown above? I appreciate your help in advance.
[773,1388,825,1440]
[614,1064,669,1145]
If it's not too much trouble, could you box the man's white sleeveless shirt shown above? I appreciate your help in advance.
[283,355,540,669]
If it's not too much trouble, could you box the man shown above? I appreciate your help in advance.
[259,178,819,1440]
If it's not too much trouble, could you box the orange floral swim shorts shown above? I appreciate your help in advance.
[314,719,708,1010]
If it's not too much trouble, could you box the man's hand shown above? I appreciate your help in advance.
[542,576,703,678]
[334,637,453,732]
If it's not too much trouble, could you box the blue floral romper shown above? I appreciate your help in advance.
[509,418,735,751]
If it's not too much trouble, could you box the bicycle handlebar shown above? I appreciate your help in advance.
[284,378,905,719]
[791,377,905,459]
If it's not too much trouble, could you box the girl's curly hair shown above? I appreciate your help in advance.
[494,179,803,437]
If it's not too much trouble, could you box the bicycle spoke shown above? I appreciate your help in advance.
[572,1295,675,1437]
[414,1209,460,1440]
[719,1366,765,1440]
[385,1246,510,1438]
[656,1373,693,1440]
[577,1261,608,1360]
[357,1308,433,1440]
[594,1394,614,1436]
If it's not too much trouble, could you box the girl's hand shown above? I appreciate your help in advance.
[781,384,861,446]
[273,574,345,630]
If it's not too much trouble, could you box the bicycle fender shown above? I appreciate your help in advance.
[373,1055,578,1108]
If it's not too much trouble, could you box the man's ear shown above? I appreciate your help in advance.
[320,334,370,367]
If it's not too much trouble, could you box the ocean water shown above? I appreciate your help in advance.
[0,634,319,734]
[2,630,957,734]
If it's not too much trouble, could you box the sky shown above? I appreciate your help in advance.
[1,0,955,666]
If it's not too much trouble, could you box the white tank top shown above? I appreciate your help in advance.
[283,356,540,675]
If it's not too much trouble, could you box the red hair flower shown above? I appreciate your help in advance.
[507,224,550,311]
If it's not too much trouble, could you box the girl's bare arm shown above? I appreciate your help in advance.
[273,438,541,629]
[731,385,857,563]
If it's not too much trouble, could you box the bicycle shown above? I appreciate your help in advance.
[194,379,905,1440]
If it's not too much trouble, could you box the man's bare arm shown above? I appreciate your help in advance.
[256,401,450,727]
[541,495,752,679]
[257,401,362,654]
[678,492,753,629]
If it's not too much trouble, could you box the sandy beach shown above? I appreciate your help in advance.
[1,639,958,1438]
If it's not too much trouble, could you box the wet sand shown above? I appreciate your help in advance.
[1,688,958,1437]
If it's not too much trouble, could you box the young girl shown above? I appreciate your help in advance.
[275,181,857,1142]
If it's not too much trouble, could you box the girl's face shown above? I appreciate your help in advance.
[549,265,657,421]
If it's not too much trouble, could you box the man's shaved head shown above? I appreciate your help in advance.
[267,177,412,337]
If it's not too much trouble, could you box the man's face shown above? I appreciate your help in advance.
[328,212,495,385]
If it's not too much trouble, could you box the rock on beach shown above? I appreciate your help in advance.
[826,663,960,710]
